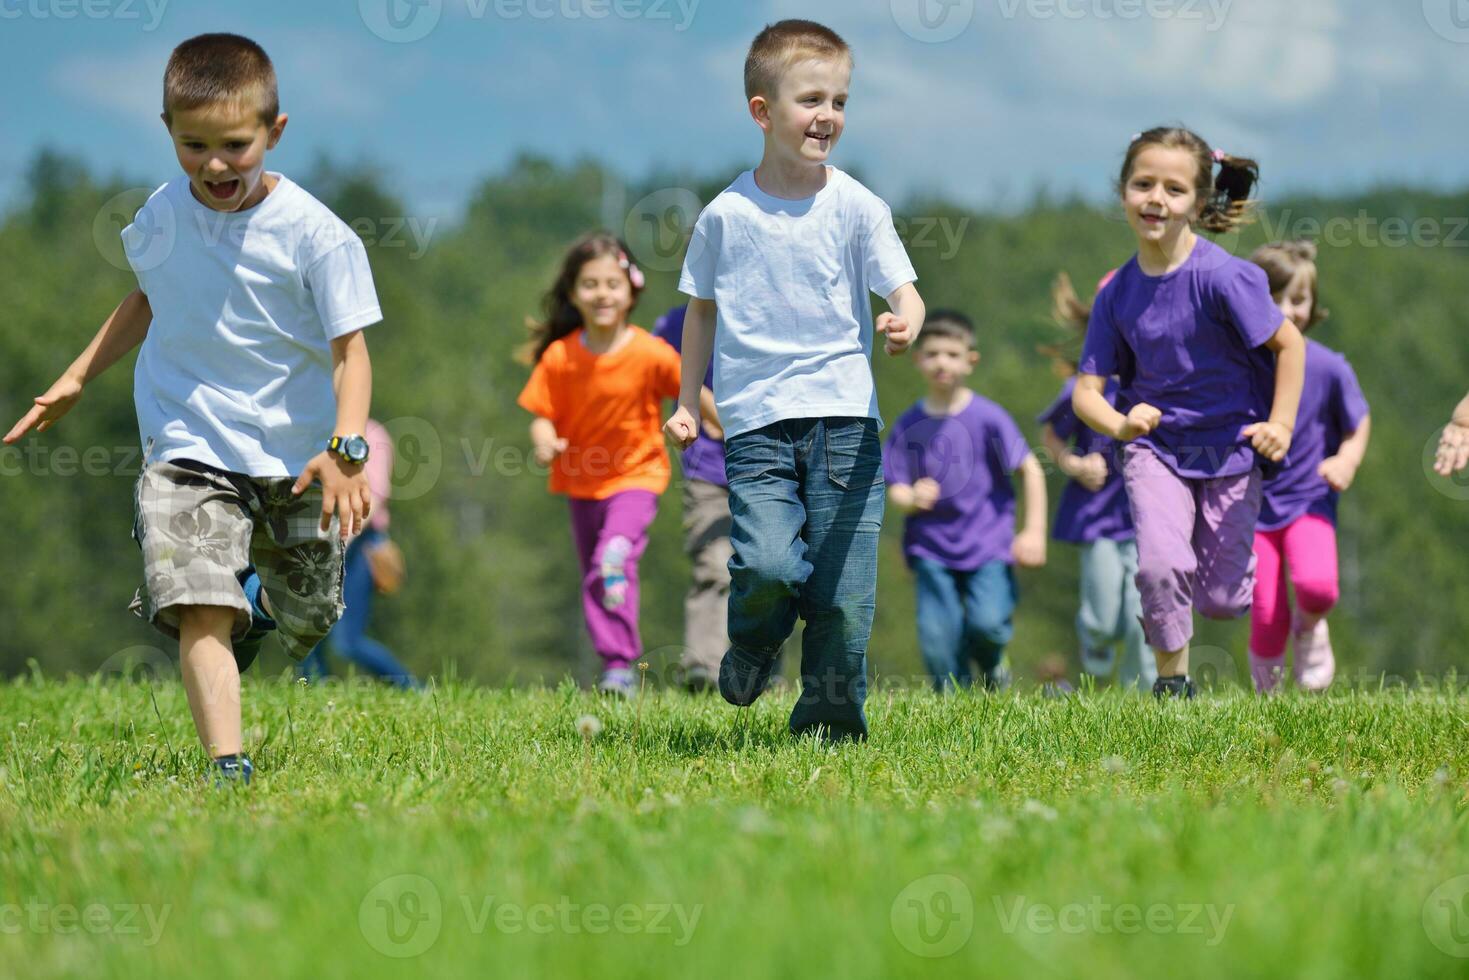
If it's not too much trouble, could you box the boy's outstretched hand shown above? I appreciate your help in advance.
[4,375,84,444]
[664,406,699,451]
[293,451,371,539]
[876,312,914,355]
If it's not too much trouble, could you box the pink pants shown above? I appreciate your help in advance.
[1249,514,1339,658]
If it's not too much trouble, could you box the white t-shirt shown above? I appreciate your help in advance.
[678,167,916,439]
[124,174,382,477]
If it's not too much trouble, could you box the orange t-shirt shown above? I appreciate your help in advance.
[517,326,682,500]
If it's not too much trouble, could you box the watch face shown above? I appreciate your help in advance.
[344,435,370,462]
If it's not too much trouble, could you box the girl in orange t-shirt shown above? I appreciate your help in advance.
[518,233,685,696]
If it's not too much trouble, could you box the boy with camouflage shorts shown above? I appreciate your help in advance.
[5,34,381,784]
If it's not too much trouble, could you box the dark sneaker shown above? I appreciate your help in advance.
[1152,674,1197,700]
[211,753,253,787]
[682,664,718,694]
[718,646,777,707]
[233,566,276,673]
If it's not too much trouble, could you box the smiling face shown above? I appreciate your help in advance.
[166,100,287,212]
[754,56,850,168]
[1122,146,1205,247]
[1274,263,1317,331]
[569,254,634,333]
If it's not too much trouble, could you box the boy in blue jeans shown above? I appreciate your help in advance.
[883,312,1048,691]
[4,34,381,783]
[664,20,926,740]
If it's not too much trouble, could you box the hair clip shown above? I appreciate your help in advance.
[1130,132,1142,142]
[619,251,645,290]
[1212,148,1227,163]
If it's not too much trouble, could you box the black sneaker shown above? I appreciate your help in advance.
[718,646,777,707]
[1152,674,1196,700]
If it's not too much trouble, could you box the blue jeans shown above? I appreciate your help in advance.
[912,557,1016,691]
[1077,537,1155,690]
[725,417,884,740]
[299,529,417,688]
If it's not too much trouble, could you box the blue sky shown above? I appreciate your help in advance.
[3,0,1468,221]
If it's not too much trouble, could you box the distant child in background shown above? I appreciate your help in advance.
[1073,126,1305,699]
[1039,271,1155,692]
[1436,392,1469,475]
[518,233,712,697]
[300,418,418,688]
[1247,241,1370,693]
[884,311,1047,692]
[653,304,732,692]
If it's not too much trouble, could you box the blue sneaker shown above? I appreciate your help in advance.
[597,668,637,698]
[233,567,276,673]
[211,753,253,787]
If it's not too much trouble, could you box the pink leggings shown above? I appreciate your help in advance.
[1249,514,1339,658]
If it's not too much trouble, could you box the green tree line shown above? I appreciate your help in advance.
[2,150,1465,686]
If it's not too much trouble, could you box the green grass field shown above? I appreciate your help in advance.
[3,675,1469,978]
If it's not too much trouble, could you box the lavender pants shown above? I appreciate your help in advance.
[1123,444,1262,652]
[568,490,658,670]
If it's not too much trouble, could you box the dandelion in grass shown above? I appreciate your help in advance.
[1102,755,1127,775]
[1021,799,1058,822]
[576,715,603,740]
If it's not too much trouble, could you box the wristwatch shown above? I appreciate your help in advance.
[327,434,371,465]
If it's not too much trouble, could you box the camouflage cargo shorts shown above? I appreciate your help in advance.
[129,457,346,660]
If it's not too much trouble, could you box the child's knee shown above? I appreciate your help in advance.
[1197,583,1251,621]
[1293,577,1339,615]
[175,603,240,634]
[733,544,806,597]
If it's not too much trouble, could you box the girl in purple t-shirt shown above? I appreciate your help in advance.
[1039,271,1155,692]
[1073,126,1306,699]
[1246,242,1371,694]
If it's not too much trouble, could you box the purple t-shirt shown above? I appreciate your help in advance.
[652,305,727,488]
[882,394,1031,570]
[1259,339,1368,531]
[1079,237,1285,478]
[1038,377,1134,545]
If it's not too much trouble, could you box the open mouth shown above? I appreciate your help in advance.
[805,132,830,144]
[203,178,241,202]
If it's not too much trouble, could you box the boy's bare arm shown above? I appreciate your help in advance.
[663,298,716,449]
[4,289,152,443]
[293,329,373,538]
[1012,453,1048,568]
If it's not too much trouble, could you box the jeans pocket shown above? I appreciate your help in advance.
[724,426,776,485]
[825,418,881,491]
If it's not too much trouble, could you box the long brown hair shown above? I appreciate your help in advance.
[518,232,646,365]
[1250,239,1328,330]
[1040,270,1117,375]
[1118,126,1260,234]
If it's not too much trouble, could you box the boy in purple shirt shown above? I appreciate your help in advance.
[1246,242,1371,692]
[884,312,1047,691]
[653,305,733,692]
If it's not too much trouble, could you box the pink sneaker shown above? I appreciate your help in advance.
[1292,619,1335,691]
[1249,650,1286,694]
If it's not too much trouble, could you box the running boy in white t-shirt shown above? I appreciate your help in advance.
[664,19,925,741]
[4,34,381,784]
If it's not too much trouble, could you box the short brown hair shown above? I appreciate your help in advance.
[1118,126,1260,234]
[1250,240,1328,329]
[917,309,975,350]
[163,33,279,127]
[744,19,851,101]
